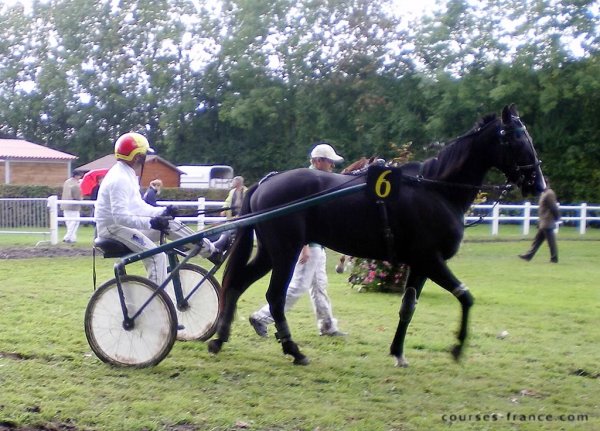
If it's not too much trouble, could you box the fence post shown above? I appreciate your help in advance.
[523,201,531,235]
[579,203,587,234]
[492,204,500,235]
[48,195,58,245]
[197,197,205,231]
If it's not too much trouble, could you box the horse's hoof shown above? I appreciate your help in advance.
[394,356,409,368]
[207,339,223,354]
[293,356,310,366]
[450,344,462,361]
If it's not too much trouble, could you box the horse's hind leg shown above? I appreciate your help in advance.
[207,250,272,355]
[267,258,310,365]
[390,273,427,367]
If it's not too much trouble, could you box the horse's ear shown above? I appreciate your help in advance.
[509,103,519,117]
[501,105,512,124]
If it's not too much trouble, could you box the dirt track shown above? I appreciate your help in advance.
[0,246,91,259]
[0,423,80,431]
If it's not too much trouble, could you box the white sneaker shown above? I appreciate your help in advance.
[199,238,216,258]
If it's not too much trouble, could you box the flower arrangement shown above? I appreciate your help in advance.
[343,142,413,294]
[348,259,409,294]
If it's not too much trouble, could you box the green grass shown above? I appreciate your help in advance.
[0,229,599,430]
[2,223,600,247]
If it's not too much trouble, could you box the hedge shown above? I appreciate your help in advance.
[0,184,228,201]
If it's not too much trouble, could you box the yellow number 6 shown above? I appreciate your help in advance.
[374,170,392,198]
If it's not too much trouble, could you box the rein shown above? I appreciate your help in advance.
[463,184,512,228]
[343,157,511,194]
[402,173,509,193]
[342,158,514,229]
[401,174,514,228]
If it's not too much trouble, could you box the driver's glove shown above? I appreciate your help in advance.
[150,216,170,231]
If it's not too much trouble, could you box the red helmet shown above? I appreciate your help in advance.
[114,132,153,162]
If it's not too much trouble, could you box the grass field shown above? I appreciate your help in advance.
[0,226,599,430]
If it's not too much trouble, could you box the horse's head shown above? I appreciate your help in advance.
[498,104,546,196]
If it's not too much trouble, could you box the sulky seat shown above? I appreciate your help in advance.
[94,237,133,258]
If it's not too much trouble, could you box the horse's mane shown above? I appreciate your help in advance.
[340,113,499,180]
[420,113,498,179]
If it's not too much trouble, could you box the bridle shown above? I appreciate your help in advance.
[498,116,542,189]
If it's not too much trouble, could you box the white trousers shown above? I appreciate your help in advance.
[63,210,80,242]
[97,220,195,286]
[253,246,339,334]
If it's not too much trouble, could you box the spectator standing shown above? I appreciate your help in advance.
[519,178,560,263]
[89,175,104,218]
[222,176,247,219]
[143,179,163,206]
[249,142,347,337]
[90,175,104,201]
[61,170,83,243]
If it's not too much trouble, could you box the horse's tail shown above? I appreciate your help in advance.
[221,184,258,303]
[210,184,268,347]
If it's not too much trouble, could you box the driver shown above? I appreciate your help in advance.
[94,132,215,285]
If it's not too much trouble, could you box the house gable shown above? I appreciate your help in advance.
[0,139,78,186]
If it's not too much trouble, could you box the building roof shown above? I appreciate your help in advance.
[75,154,115,171]
[76,154,183,173]
[0,139,78,160]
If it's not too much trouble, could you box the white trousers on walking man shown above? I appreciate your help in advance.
[63,210,80,243]
[251,245,340,335]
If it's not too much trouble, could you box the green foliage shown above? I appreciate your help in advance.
[0,184,226,201]
[154,187,228,201]
[0,0,598,196]
[0,185,60,198]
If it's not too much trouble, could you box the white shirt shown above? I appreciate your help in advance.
[94,161,164,231]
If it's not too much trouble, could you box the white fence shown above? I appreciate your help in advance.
[1,196,227,245]
[1,198,600,245]
[465,202,600,235]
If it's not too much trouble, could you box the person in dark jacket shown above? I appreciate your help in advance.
[90,175,104,201]
[519,178,560,263]
[143,179,162,206]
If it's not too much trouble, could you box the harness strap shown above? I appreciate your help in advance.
[258,171,279,185]
[376,200,396,265]
[92,245,97,290]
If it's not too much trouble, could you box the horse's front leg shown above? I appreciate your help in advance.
[427,262,475,362]
[390,273,426,367]
[449,283,474,361]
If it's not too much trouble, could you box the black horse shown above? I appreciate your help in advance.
[207,104,545,367]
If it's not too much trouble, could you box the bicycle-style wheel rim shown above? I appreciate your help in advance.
[85,275,177,367]
[167,264,220,341]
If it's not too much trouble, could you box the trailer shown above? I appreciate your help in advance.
[178,165,234,189]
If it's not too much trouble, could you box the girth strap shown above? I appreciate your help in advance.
[376,200,396,264]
